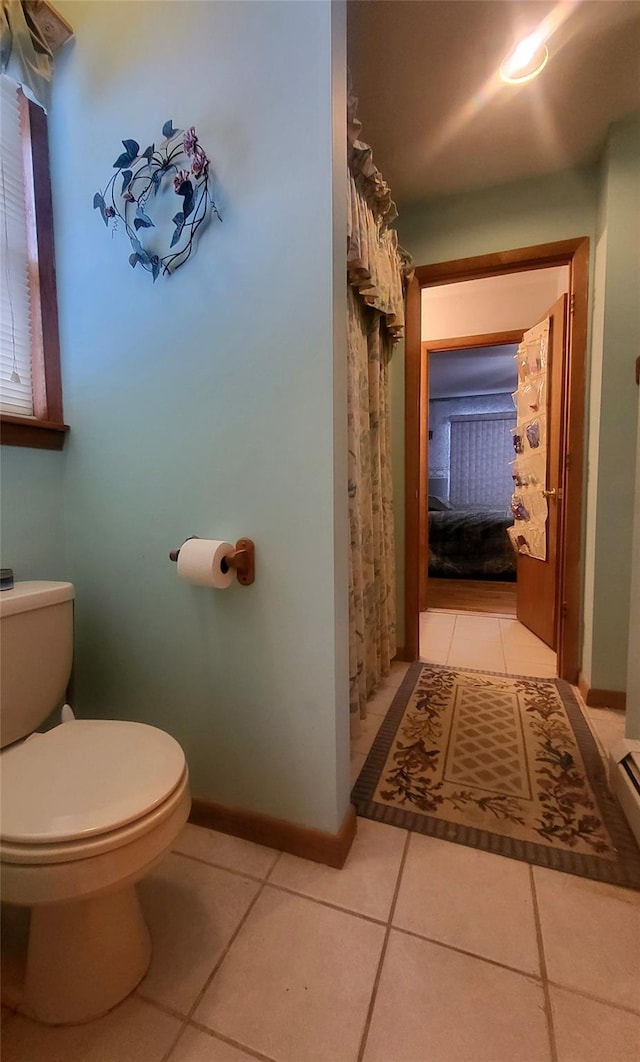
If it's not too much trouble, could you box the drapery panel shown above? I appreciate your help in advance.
[347,89,410,735]
[1,1,72,111]
[0,0,53,110]
[347,287,397,730]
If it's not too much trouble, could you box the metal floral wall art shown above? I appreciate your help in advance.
[93,120,221,282]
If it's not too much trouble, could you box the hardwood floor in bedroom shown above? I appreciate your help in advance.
[425,578,517,616]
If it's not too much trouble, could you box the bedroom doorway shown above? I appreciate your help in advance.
[421,329,522,619]
[403,238,589,684]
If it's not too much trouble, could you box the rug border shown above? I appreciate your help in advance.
[352,662,640,891]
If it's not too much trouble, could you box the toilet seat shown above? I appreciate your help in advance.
[0,768,189,866]
[1,719,186,855]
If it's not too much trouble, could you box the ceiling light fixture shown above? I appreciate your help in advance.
[500,31,549,84]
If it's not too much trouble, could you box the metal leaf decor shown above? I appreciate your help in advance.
[93,120,222,282]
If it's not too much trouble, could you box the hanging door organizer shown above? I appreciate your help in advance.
[508,318,550,561]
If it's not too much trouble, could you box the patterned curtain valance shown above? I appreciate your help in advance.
[347,85,412,343]
[0,0,72,111]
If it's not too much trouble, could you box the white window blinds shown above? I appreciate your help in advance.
[0,74,33,417]
[449,412,516,510]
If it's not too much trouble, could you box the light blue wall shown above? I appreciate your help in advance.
[398,167,598,266]
[34,0,349,833]
[0,447,66,579]
[583,114,640,696]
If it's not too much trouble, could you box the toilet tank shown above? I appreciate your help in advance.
[0,581,74,749]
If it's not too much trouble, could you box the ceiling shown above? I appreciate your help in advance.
[347,0,640,204]
[429,345,519,399]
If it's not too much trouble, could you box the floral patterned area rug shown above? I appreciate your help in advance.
[352,663,640,890]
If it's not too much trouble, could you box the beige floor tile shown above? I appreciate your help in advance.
[585,707,626,757]
[445,620,505,645]
[393,834,540,974]
[498,618,528,634]
[420,645,450,662]
[138,852,261,1014]
[453,615,503,640]
[419,631,452,652]
[499,618,549,645]
[447,644,506,672]
[169,1025,260,1062]
[362,683,397,717]
[421,612,456,636]
[363,930,551,1062]
[419,619,452,642]
[382,661,410,688]
[350,712,384,756]
[0,997,181,1062]
[533,866,640,1010]
[501,636,556,665]
[419,641,451,664]
[504,644,556,668]
[350,750,367,786]
[550,986,640,1062]
[173,824,280,879]
[503,657,557,678]
[269,817,406,921]
[194,886,385,1062]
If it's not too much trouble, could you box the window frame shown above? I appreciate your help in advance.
[1,88,67,451]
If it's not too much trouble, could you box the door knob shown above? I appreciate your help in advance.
[542,488,556,498]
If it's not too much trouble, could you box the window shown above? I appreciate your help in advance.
[0,74,66,450]
[449,412,516,510]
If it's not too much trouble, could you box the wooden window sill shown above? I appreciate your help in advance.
[1,413,68,451]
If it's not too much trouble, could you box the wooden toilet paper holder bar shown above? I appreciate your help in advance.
[169,537,255,586]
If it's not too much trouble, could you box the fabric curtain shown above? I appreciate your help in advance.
[347,288,397,732]
[1,0,54,111]
[347,88,410,736]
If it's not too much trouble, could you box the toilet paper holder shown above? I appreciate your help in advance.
[169,536,255,586]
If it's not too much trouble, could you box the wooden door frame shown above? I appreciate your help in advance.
[419,329,525,613]
[404,238,589,683]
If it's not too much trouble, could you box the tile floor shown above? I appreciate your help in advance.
[2,612,636,1062]
[420,608,629,767]
[352,610,626,786]
[420,609,558,678]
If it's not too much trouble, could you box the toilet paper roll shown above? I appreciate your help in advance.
[176,539,235,589]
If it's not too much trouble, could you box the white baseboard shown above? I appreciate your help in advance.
[609,738,640,850]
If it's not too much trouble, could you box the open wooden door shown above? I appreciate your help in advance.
[516,294,568,648]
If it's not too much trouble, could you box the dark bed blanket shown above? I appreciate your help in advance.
[428,509,516,580]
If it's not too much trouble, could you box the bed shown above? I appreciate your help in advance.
[428,507,516,580]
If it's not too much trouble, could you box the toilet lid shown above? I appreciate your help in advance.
[0,720,186,844]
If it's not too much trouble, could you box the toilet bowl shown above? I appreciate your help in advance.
[0,582,192,1024]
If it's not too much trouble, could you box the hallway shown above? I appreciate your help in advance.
[420,610,556,677]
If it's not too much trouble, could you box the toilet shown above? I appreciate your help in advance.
[0,581,191,1025]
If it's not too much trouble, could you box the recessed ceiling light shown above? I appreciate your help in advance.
[500,32,549,84]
